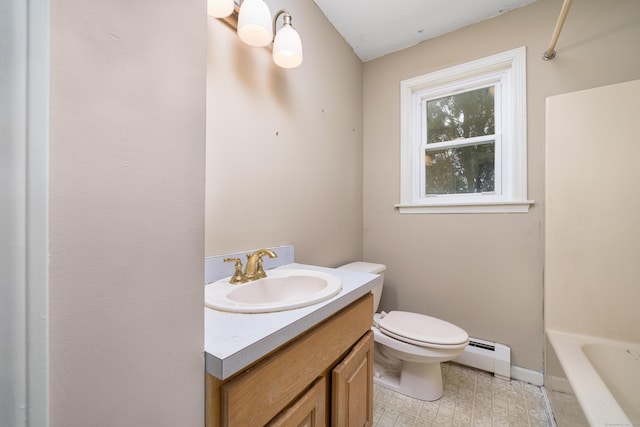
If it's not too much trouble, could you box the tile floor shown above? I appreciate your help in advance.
[373,362,554,427]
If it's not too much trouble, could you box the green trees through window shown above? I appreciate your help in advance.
[425,86,496,195]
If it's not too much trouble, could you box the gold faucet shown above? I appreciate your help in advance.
[244,248,277,280]
[223,249,278,284]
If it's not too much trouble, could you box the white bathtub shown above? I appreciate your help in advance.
[547,330,640,426]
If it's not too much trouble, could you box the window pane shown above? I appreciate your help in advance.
[425,143,495,194]
[426,87,495,144]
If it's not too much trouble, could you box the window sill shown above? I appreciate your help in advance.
[394,200,535,214]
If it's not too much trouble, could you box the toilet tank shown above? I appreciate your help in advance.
[338,262,386,312]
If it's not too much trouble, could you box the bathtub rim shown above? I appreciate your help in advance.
[546,329,635,427]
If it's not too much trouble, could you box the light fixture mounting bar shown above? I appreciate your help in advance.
[272,9,291,35]
[220,3,240,30]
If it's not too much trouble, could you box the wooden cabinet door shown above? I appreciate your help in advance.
[219,295,372,426]
[267,377,326,427]
[332,331,374,427]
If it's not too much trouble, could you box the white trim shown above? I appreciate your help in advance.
[422,134,496,151]
[26,0,50,425]
[395,200,534,214]
[399,47,531,214]
[511,365,544,386]
[1,0,28,420]
[1,0,50,425]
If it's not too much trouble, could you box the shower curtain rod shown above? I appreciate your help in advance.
[542,0,573,60]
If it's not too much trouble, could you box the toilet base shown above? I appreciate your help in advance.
[373,360,444,401]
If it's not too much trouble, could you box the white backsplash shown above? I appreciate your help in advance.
[204,245,295,285]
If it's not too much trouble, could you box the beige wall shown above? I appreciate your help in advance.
[362,0,640,372]
[49,1,206,426]
[545,79,640,342]
[205,0,364,267]
[46,0,640,424]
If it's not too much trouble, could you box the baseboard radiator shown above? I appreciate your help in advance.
[454,337,511,380]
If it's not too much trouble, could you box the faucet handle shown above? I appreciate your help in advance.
[224,257,246,284]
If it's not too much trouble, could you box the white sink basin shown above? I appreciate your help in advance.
[205,269,342,313]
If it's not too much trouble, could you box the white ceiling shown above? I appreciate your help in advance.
[311,0,540,61]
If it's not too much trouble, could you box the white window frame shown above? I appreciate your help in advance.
[396,47,534,214]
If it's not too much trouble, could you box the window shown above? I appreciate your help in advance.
[397,47,533,214]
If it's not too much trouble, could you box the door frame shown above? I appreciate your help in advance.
[1,0,50,425]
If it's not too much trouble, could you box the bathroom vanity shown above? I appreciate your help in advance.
[204,263,381,426]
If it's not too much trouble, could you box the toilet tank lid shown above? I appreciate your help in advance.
[338,261,386,274]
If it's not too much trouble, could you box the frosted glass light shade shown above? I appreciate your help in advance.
[273,24,303,68]
[207,0,234,18]
[237,0,272,47]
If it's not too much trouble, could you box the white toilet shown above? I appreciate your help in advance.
[338,262,469,401]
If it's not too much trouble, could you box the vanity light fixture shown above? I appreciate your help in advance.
[272,10,303,68]
[237,0,273,47]
[207,0,234,18]
[208,0,303,69]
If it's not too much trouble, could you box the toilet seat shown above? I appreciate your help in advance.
[378,311,468,349]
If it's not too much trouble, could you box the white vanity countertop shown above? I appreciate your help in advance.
[204,263,381,380]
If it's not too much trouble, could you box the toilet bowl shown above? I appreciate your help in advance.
[338,262,469,401]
